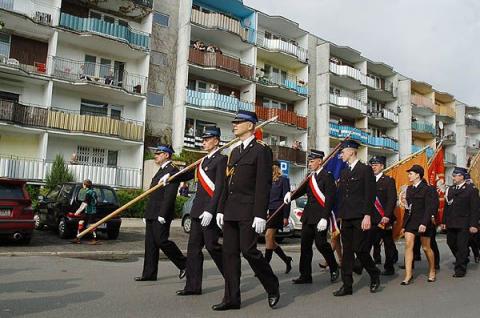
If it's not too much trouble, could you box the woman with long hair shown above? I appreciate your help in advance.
[265,161,293,273]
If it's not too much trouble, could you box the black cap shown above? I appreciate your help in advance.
[341,140,360,149]
[149,144,174,155]
[272,160,281,167]
[308,149,325,160]
[232,110,258,123]
[407,164,424,178]
[201,126,221,139]
[369,156,386,166]
[452,166,468,177]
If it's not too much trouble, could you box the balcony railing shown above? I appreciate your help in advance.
[0,155,141,188]
[411,145,434,158]
[466,137,480,149]
[466,117,480,129]
[411,94,437,113]
[365,75,393,93]
[271,145,306,166]
[445,152,457,165]
[330,94,367,114]
[188,47,254,80]
[132,0,153,9]
[0,55,48,76]
[190,8,254,44]
[186,89,254,113]
[183,134,228,150]
[256,31,308,63]
[438,105,456,118]
[368,108,398,124]
[51,56,147,95]
[59,12,150,49]
[255,106,307,129]
[256,72,308,96]
[412,121,435,135]
[329,62,364,83]
[0,0,59,25]
[329,122,398,151]
[0,100,144,142]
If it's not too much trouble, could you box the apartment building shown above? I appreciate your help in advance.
[0,0,153,188]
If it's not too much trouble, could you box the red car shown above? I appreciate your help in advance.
[0,178,34,244]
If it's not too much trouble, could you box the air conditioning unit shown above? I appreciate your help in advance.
[34,12,52,25]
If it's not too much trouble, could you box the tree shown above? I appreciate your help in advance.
[45,155,74,190]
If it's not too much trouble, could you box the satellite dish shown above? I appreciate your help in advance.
[438,121,444,130]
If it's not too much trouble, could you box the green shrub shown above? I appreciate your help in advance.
[45,155,74,191]
[26,185,49,209]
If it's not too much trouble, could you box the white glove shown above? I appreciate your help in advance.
[199,211,213,227]
[317,218,328,232]
[252,217,266,234]
[158,173,170,186]
[142,218,146,224]
[283,192,292,205]
[216,213,224,229]
[157,216,166,224]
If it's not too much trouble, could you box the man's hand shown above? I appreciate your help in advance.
[380,217,390,225]
[199,211,213,227]
[317,218,328,232]
[440,224,446,231]
[252,217,266,234]
[74,211,81,216]
[157,216,166,224]
[470,226,478,234]
[283,218,289,227]
[158,173,170,186]
[216,213,224,229]
[400,228,405,236]
[361,214,371,231]
[418,224,426,233]
[283,192,292,205]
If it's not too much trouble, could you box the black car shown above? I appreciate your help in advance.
[34,182,122,239]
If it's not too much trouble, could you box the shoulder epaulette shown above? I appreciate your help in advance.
[256,139,267,146]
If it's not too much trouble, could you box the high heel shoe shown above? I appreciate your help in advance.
[285,257,293,274]
[400,277,413,285]
[428,273,436,282]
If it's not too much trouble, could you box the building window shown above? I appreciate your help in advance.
[151,51,167,66]
[0,33,10,58]
[153,12,169,27]
[77,146,118,167]
[148,92,164,107]
[262,97,287,110]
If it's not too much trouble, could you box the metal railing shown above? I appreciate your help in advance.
[255,106,307,129]
[186,89,254,113]
[329,94,367,114]
[256,71,308,96]
[368,108,398,123]
[466,117,480,129]
[59,12,150,49]
[412,121,435,135]
[132,0,153,8]
[256,30,308,63]
[188,47,254,80]
[466,137,480,149]
[411,145,434,158]
[0,0,60,26]
[0,99,48,127]
[271,145,306,166]
[329,122,398,151]
[183,134,229,150]
[51,56,147,95]
[329,62,364,83]
[0,54,48,76]
[411,94,437,113]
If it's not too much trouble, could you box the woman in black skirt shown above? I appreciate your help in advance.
[400,164,437,285]
[265,161,293,273]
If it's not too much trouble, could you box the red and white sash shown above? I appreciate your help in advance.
[196,158,215,197]
[374,196,389,228]
[309,174,326,208]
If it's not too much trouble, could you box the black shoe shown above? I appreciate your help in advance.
[176,289,201,296]
[285,257,293,274]
[212,303,240,311]
[370,276,380,293]
[134,276,156,281]
[393,253,399,264]
[330,268,339,283]
[292,277,312,284]
[268,292,280,308]
[179,269,186,279]
[400,277,413,285]
[381,270,395,276]
[333,286,352,296]
[453,273,465,278]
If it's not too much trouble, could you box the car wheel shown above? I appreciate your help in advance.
[107,225,120,240]
[33,213,45,230]
[58,217,72,239]
[182,215,191,233]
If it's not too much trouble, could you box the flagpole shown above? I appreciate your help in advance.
[427,137,445,166]
[382,145,429,175]
[468,150,480,173]
[77,116,279,239]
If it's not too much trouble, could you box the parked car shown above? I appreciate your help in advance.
[181,193,295,242]
[0,178,34,244]
[34,182,122,239]
[290,196,307,237]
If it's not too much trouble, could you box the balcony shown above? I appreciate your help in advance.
[59,12,150,50]
[0,55,49,79]
[190,8,254,44]
[51,56,147,95]
[466,137,480,153]
[132,0,153,9]
[444,152,457,166]
[329,94,367,116]
[183,134,228,150]
[271,145,306,166]
[329,122,398,152]
[256,72,308,98]
[368,108,398,127]
[188,47,254,81]
[412,121,435,138]
[466,117,480,133]
[0,100,144,142]
[0,155,141,188]
[256,31,308,63]
[436,129,456,145]
[437,105,456,120]
[186,89,254,113]
[411,94,437,114]
[255,106,307,130]
[411,145,434,158]
[0,0,59,26]
[329,62,365,84]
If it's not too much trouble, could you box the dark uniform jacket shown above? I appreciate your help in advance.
[219,139,272,221]
[372,174,397,225]
[177,153,227,219]
[337,161,376,220]
[443,183,479,229]
[292,169,336,224]
[268,176,291,219]
[402,179,435,229]
[144,162,180,221]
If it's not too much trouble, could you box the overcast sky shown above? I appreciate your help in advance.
[245,0,480,106]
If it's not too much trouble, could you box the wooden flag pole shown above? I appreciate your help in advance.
[77,116,279,239]
[427,138,445,166]
[468,150,480,173]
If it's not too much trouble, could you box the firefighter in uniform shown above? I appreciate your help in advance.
[441,166,479,277]
[135,145,187,281]
[212,110,280,311]
[284,149,340,284]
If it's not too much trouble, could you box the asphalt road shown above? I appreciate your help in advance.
[1,244,480,318]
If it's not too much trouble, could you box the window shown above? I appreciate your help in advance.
[153,12,169,27]
[80,100,108,117]
[84,55,96,76]
[76,146,119,166]
[263,97,287,110]
[107,150,118,166]
[99,58,111,78]
[195,120,215,137]
[151,51,167,66]
[110,108,122,120]
[147,92,164,107]
[0,33,10,58]
[91,148,106,165]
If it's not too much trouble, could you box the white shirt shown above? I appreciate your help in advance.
[413,180,422,188]
[455,181,466,190]
[375,172,383,182]
[349,159,359,171]
[161,160,171,169]
[241,135,256,150]
[207,148,218,159]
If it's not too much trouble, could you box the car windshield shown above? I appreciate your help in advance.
[0,184,24,200]
[77,187,118,205]
[295,197,307,208]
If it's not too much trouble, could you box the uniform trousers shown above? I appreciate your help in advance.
[446,228,470,275]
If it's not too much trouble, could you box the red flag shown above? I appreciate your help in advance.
[254,127,263,140]
[427,147,446,225]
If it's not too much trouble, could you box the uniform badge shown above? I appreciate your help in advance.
[205,167,209,171]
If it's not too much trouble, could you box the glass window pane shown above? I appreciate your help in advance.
[147,92,164,107]
[99,58,111,78]
[153,12,169,27]
[84,55,96,76]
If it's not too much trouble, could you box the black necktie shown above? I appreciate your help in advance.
[240,144,244,153]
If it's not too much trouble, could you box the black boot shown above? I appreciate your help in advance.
[265,249,273,263]
[274,246,292,273]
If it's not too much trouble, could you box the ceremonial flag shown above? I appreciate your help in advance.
[325,151,347,238]
[427,147,446,225]
[469,151,480,186]
[385,149,428,240]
